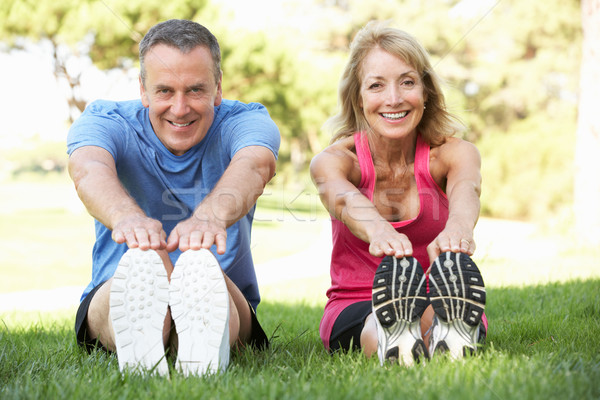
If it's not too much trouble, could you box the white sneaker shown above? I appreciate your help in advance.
[109,248,170,375]
[169,249,230,376]
[372,256,429,366]
[428,252,486,359]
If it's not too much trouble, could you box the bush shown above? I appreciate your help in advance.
[478,112,575,220]
[2,138,67,178]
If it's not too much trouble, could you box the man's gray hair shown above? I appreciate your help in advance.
[139,19,221,85]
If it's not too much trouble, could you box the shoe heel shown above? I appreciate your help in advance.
[372,256,429,366]
[110,248,170,376]
[170,249,230,376]
[429,252,486,359]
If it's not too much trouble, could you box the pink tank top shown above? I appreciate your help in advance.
[319,132,450,348]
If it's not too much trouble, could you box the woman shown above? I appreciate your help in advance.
[310,21,487,365]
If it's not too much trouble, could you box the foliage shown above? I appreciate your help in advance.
[478,112,576,220]
[0,0,207,121]
[1,279,600,399]
[1,139,68,177]
[0,0,585,220]
[215,28,343,176]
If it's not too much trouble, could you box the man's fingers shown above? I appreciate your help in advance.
[133,227,152,250]
[112,230,126,244]
[111,217,165,250]
[214,233,227,255]
[200,232,215,250]
[148,230,166,250]
[123,230,139,248]
[166,230,181,252]
[189,231,204,250]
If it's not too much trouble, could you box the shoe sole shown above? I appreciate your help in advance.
[169,249,230,376]
[109,248,170,375]
[429,252,486,358]
[372,256,429,366]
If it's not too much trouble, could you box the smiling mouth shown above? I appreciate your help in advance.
[381,111,408,120]
[169,120,194,127]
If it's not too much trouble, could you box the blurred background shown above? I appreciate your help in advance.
[0,0,598,304]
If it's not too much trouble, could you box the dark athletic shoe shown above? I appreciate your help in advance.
[372,256,429,366]
[428,251,486,359]
[110,248,170,376]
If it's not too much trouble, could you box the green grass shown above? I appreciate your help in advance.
[2,178,600,399]
[1,279,599,400]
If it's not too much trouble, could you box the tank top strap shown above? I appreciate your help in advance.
[413,133,449,208]
[354,132,375,200]
[414,134,429,180]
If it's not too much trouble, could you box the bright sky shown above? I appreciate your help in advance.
[0,45,69,146]
[0,41,139,148]
[0,0,486,149]
[0,0,297,148]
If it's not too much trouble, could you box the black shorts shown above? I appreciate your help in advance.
[329,301,372,352]
[75,281,270,353]
[75,281,109,353]
[328,301,488,353]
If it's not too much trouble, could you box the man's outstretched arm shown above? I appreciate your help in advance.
[68,145,167,250]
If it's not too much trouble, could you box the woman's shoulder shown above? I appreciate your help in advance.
[318,135,357,159]
[310,135,361,184]
[431,136,479,159]
[429,136,480,182]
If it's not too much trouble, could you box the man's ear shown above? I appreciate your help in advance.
[214,70,223,106]
[139,76,149,108]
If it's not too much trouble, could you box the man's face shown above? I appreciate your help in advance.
[140,44,222,156]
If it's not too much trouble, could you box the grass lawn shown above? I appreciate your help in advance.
[1,178,600,399]
[1,279,599,399]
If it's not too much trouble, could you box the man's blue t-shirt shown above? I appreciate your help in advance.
[67,99,280,310]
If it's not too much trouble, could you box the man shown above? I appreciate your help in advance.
[68,19,280,376]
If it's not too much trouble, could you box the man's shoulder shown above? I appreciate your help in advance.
[68,99,147,151]
[217,99,269,119]
[81,99,145,122]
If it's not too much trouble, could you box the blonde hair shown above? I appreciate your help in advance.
[325,21,463,146]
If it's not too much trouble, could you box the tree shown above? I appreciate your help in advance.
[212,13,342,179]
[0,0,205,122]
[574,0,600,246]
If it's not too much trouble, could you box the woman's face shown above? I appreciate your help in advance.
[359,47,426,141]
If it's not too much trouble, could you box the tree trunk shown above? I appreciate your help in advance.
[50,38,86,124]
[574,0,600,246]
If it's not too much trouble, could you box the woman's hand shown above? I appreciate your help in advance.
[369,225,413,258]
[427,220,475,265]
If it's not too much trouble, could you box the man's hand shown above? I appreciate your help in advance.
[166,212,228,254]
[111,214,167,251]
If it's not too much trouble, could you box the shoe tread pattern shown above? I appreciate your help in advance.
[372,256,428,326]
[109,248,170,375]
[429,252,486,327]
[169,249,229,376]
[372,256,429,365]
